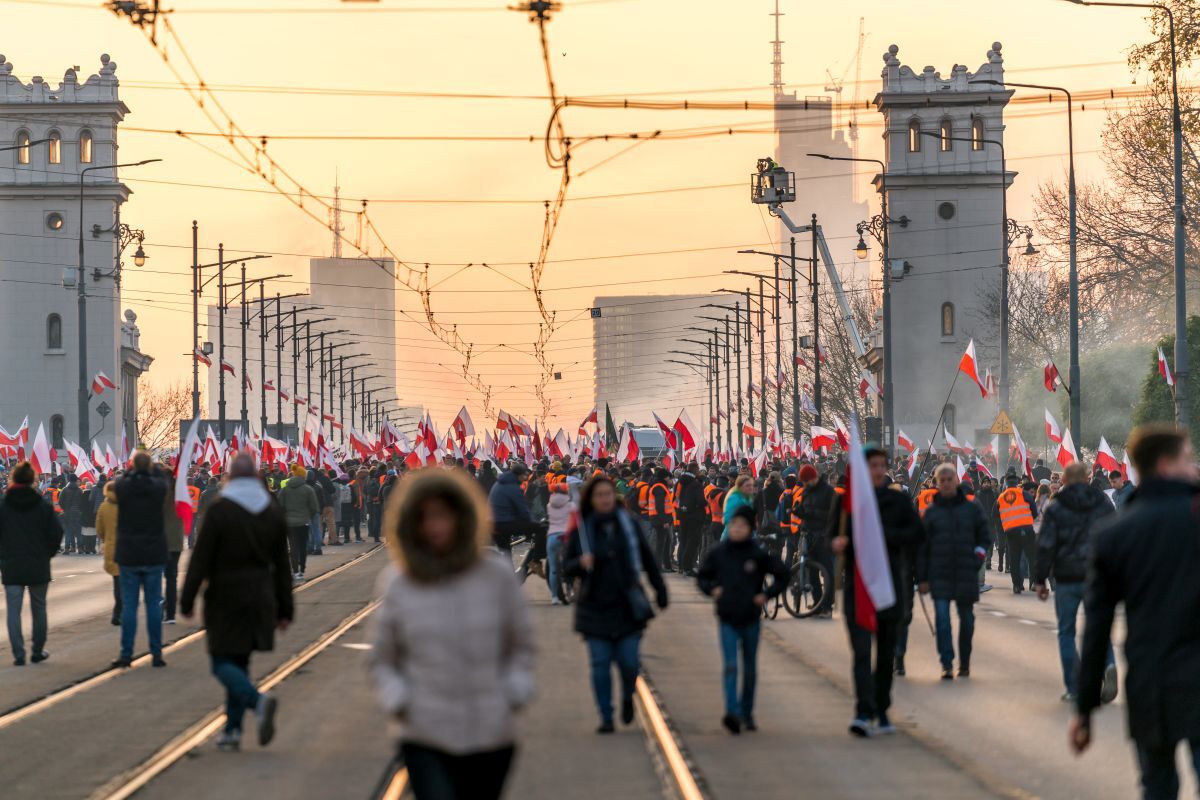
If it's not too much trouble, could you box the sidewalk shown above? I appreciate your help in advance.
[641,574,999,799]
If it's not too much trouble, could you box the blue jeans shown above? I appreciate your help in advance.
[1054,581,1115,696]
[1135,738,1200,800]
[586,634,641,724]
[719,621,760,718]
[934,598,974,670]
[5,583,48,661]
[119,565,164,659]
[546,532,565,601]
[308,515,322,553]
[211,654,260,733]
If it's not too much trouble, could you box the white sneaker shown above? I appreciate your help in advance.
[550,597,562,605]
[255,694,278,746]
[216,730,241,752]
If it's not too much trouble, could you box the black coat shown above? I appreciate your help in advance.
[0,486,63,586]
[917,487,990,603]
[697,536,789,627]
[58,482,84,520]
[114,470,169,567]
[973,485,998,533]
[831,484,925,625]
[800,477,836,541]
[1035,482,1114,585]
[1079,478,1200,746]
[676,473,707,526]
[180,496,294,656]
[564,509,667,640]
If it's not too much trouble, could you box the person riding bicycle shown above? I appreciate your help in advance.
[546,482,577,605]
[798,464,835,617]
[489,462,536,563]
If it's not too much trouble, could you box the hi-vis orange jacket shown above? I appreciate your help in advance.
[998,487,1035,531]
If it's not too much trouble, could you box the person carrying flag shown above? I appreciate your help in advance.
[830,443,924,737]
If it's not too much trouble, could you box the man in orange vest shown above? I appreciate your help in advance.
[997,473,1039,594]
[647,468,673,570]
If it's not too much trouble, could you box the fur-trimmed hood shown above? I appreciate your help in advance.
[385,469,491,583]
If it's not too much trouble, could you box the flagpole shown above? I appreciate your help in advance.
[908,370,961,498]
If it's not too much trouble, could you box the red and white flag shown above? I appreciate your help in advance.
[673,409,700,452]
[742,424,763,440]
[944,429,964,454]
[811,426,838,452]
[845,417,896,632]
[897,429,915,453]
[174,418,202,534]
[1096,436,1120,473]
[956,455,968,481]
[91,371,116,395]
[858,371,882,400]
[193,348,212,367]
[984,369,997,400]
[1123,449,1139,486]
[450,406,475,442]
[958,339,988,398]
[748,449,768,478]
[747,381,762,398]
[653,412,678,450]
[220,359,236,376]
[1056,426,1078,468]
[1158,347,1175,387]
[1044,361,1061,393]
[834,416,851,450]
[616,424,640,463]
[907,449,920,479]
[30,423,53,476]
[579,406,598,429]
[1012,422,1032,478]
[264,380,276,393]
[1044,408,1063,444]
[243,373,253,391]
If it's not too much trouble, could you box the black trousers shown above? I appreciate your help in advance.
[651,518,673,569]
[844,583,900,720]
[164,550,181,620]
[401,742,515,800]
[368,503,383,541]
[1007,529,1036,590]
[288,525,308,575]
[111,575,122,620]
[678,519,702,572]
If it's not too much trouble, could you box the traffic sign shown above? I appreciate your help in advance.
[989,409,1014,435]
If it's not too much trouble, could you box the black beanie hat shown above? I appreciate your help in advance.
[731,505,757,531]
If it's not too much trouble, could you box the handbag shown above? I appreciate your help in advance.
[579,516,655,623]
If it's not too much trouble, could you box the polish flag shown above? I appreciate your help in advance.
[1123,449,1138,486]
[858,371,882,399]
[748,449,768,478]
[742,424,763,439]
[193,349,212,367]
[956,455,968,481]
[672,409,700,452]
[616,424,640,463]
[958,339,988,397]
[897,429,915,453]
[845,417,895,632]
[553,429,570,460]
[91,371,116,395]
[264,380,275,393]
[174,418,202,534]
[1056,426,1078,468]
[662,450,677,472]
[834,416,850,450]
[446,406,474,442]
[579,406,598,429]
[294,396,307,406]
[1044,408,1063,444]
[243,373,253,391]
[976,460,995,480]
[1158,347,1175,387]
[220,359,236,376]
[279,388,290,402]
[907,449,920,479]
[1044,361,1061,393]
[1096,436,1120,473]
[944,429,963,453]
[984,369,996,400]
[105,444,120,473]
[747,380,762,398]
[1012,422,1032,478]
[794,354,808,368]
[495,409,514,432]
[811,426,838,452]
[653,412,678,450]
[817,343,828,364]
[30,423,53,476]
[91,441,107,474]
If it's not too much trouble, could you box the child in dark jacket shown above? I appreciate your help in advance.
[697,505,789,734]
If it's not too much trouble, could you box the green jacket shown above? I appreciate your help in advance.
[277,476,318,527]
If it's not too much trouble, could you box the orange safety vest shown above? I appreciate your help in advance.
[188,484,201,513]
[998,488,1034,531]
[788,485,805,533]
[648,482,670,517]
[706,487,726,522]
[671,483,682,525]
[636,481,651,513]
[917,488,937,517]
[49,487,61,514]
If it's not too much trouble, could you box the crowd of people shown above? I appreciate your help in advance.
[0,422,1197,799]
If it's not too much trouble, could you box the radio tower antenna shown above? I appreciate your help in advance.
[329,169,343,258]
[770,0,785,98]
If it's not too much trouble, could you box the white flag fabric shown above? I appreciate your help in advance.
[30,423,53,476]
[847,417,896,616]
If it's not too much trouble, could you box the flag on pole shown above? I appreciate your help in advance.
[616,424,640,463]
[672,409,700,452]
[1044,361,1061,392]
[653,412,678,450]
[175,418,202,534]
[858,371,882,399]
[193,348,212,367]
[91,371,116,395]
[897,429,915,453]
[1123,449,1138,486]
[1044,408,1063,444]
[742,424,763,439]
[1158,347,1175,386]
[1056,426,1078,468]
[450,406,475,442]
[844,417,896,632]
[220,359,236,376]
[579,406,598,429]
[958,339,988,397]
[811,426,838,452]
[30,423,52,476]
[956,455,968,481]
[1096,437,1120,473]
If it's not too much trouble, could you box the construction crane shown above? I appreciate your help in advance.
[848,17,866,162]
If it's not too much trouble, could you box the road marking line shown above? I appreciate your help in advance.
[0,544,382,731]
[1018,619,1038,626]
[636,676,706,800]
[95,599,382,800]
[989,611,1007,617]
[381,767,409,800]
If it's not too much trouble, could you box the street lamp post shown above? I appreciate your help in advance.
[973,76,1081,446]
[1061,0,1186,425]
[705,302,752,449]
[77,158,159,444]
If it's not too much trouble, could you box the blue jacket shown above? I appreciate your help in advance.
[721,490,754,540]
[489,471,531,525]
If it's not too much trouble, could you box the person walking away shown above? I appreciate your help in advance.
[113,452,170,668]
[997,474,1038,594]
[0,461,63,665]
[317,469,337,547]
[305,470,325,557]
[1071,425,1200,799]
[335,476,354,545]
[564,475,668,733]
[371,468,534,800]
[545,482,576,604]
[488,462,534,564]
[162,472,186,624]
[974,476,998,570]
[81,478,103,555]
[917,464,989,680]
[277,464,318,582]
[181,454,292,752]
[647,469,673,570]
[799,465,835,617]
[366,467,383,542]
[1035,462,1118,704]
[831,444,924,737]
[59,473,83,556]
[194,475,221,546]
[95,480,121,625]
[676,469,707,576]
[697,504,788,734]
[722,474,755,541]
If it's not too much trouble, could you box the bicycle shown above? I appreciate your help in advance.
[756,528,784,620]
[782,530,831,619]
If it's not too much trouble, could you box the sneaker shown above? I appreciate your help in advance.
[596,720,615,734]
[1061,692,1076,703]
[550,597,562,606]
[1100,664,1118,704]
[722,714,741,735]
[743,715,757,732]
[875,713,897,735]
[979,584,993,594]
[111,656,132,669]
[30,651,49,664]
[849,717,872,738]
[894,655,906,677]
[958,666,970,678]
[941,668,954,681]
[164,618,177,625]
[13,657,25,667]
[110,616,120,626]
[256,694,278,746]
[621,696,635,726]
[216,730,241,752]
[152,655,167,668]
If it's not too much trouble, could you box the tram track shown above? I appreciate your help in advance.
[0,544,383,732]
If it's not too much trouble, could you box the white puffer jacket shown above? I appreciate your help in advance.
[547,491,576,535]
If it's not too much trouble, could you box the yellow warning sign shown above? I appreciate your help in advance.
[989,409,1015,435]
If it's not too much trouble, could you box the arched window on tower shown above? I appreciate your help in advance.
[47,313,62,350]
[79,130,93,163]
[972,118,985,151]
[941,302,955,337]
[15,130,30,165]
[940,119,953,151]
[50,415,64,451]
[48,130,61,164]
[908,119,922,152]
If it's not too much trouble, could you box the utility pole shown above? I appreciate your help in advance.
[774,255,783,436]
[217,243,226,440]
[790,237,799,435]
[733,302,743,452]
[812,214,822,427]
[743,291,755,450]
[239,261,249,433]
[191,220,199,418]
